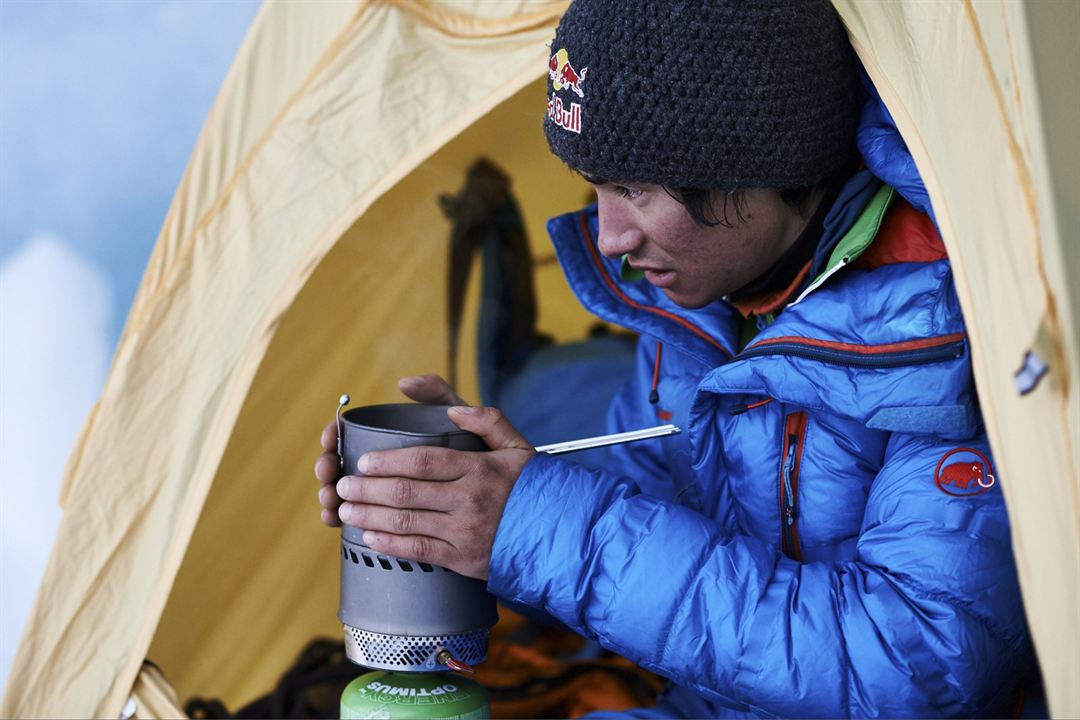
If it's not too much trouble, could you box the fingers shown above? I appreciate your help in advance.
[317,472,343,527]
[339,502,452,540]
[337,474,457,512]
[398,374,467,406]
[360,531,462,572]
[447,406,532,451]
[320,508,342,528]
[359,445,471,481]
[315,421,342,528]
[315,451,341,485]
[315,487,341,526]
[318,483,340,509]
[320,419,337,452]
[332,445,469,534]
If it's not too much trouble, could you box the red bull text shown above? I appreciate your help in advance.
[547,93,582,134]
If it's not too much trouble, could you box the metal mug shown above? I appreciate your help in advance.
[337,402,498,671]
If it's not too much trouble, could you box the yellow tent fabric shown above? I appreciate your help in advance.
[2,2,584,716]
[3,1,1076,718]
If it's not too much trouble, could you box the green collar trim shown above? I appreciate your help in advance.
[824,184,896,272]
[789,184,896,307]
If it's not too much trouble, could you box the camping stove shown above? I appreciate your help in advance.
[336,400,498,673]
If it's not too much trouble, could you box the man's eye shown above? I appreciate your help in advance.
[614,185,642,199]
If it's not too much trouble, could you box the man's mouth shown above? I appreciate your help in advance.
[641,268,675,288]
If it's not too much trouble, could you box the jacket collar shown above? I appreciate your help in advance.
[702,196,976,439]
[547,186,976,438]
[544,171,883,365]
[546,207,740,367]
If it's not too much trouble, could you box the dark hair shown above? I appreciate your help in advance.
[577,168,840,228]
[664,184,824,228]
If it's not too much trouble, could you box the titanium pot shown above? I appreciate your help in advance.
[338,403,498,672]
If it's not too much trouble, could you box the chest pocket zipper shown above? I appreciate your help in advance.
[779,411,808,561]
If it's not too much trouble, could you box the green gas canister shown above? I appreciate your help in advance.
[340,670,489,719]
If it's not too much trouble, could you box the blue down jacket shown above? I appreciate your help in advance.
[487,144,1034,717]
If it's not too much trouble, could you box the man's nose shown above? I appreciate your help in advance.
[596,196,643,259]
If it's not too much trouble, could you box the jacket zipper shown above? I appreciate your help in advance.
[741,336,965,369]
[779,412,808,561]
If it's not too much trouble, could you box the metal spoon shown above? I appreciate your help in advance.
[535,424,680,455]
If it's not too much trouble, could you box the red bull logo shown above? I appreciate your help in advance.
[549,48,588,98]
[934,447,996,497]
[547,48,586,135]
[547,93,581,134]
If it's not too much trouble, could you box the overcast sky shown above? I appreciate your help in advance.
[0,0,260,694]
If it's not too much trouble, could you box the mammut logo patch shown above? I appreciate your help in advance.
[934,447,996,497]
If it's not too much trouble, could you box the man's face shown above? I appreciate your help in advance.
[593,182,810,309]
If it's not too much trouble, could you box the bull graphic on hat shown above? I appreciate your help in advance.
[549,49,588,98]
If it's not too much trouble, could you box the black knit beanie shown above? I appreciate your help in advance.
[544,0,860,190]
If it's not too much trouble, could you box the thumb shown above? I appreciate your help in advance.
[447,406,531,451]
[398,374,467,406]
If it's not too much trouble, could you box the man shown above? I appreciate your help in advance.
[316,0,1035,716]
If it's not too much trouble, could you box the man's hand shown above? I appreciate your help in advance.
[315,374,468,528]
[336,405,534,580]
[315,420,344,526]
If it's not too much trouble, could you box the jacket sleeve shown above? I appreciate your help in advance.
[487,429,1030,717]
